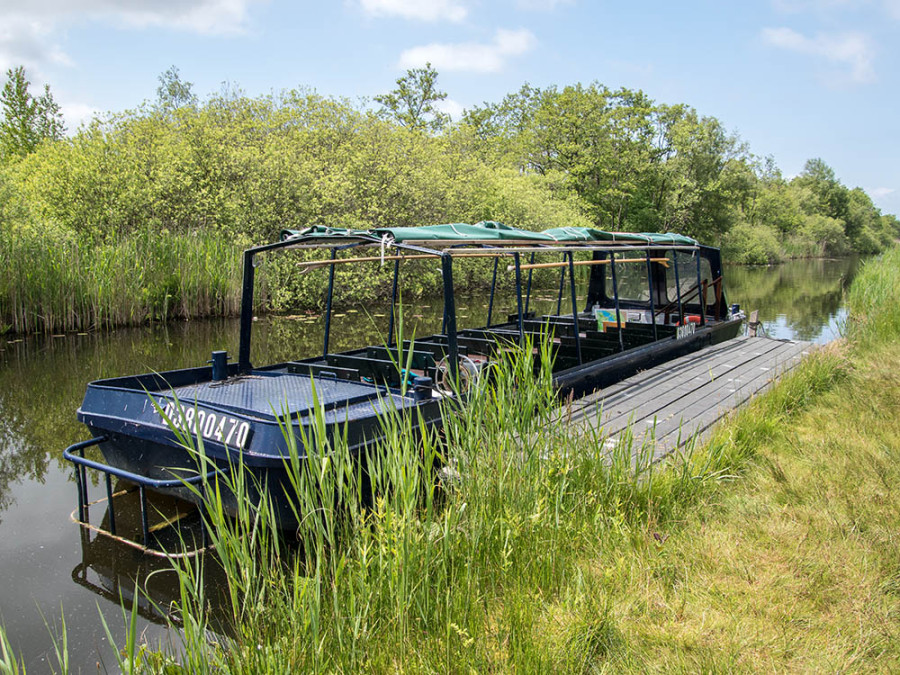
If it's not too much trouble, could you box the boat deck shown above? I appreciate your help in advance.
[168,371,395,419]
[558,335,815,459]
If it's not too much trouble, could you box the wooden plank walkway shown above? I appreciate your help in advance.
[557,336,815,459]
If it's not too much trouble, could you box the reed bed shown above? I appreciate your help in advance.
[845,246,900,346]
[0,228,243,334]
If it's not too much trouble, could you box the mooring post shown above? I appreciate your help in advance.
[105,473,116,536]
[514,253,525,345]
[323,247,337,357]
[673,251,685,326]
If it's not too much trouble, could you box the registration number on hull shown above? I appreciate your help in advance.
[158,401,251,449]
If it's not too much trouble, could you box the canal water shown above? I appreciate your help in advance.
[0,256,860,668]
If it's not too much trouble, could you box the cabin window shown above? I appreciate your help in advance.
[665,252,713,303]
[611,251,651,302]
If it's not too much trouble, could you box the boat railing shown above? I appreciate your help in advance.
[64,436,217,556]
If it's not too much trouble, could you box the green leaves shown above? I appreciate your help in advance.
[374,62,449,133]
[0,66,65,163]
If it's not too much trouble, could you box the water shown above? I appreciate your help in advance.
[725,257,861,344]
[0,257,860,668]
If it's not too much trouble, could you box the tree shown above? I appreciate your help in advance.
[374,63,448,132]
[793,158,849,222]
[0,66,65,161]
[156,65,197,113]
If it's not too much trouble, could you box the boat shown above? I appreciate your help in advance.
[64,221,743,536]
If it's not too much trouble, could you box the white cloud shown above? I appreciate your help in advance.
[761,26,875,83]
[398,28,536,73]
[60,101,102,131]
[0,17,71,74]
[359,0,467,22]
[869,187,895,199]
[0,0,258,34]
[516,0,574,9]
[772,0,861,12]
[435,97,465,120]
[773,0,900,19]
[0,0,257,76]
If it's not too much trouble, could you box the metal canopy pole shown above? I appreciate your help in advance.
[524,252,535,316]
[645,250,658,341]
[322,247,337,357]
[440,254,459,381]
[568,252,582,364]
[673,251,684,325]
[486,256,499,328]
[237,250,256,373]
[387,257,400,346]
[556,259,566,315]
[695,251,707,326]
[514,253,525,345]
[609,252,624,352]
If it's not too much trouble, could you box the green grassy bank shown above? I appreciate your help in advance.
[3,249,900,672]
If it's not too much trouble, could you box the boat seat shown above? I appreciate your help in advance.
[559,335,620,357]
[366,346,436,371]
[287,361,362,381]
[325,354,403,386]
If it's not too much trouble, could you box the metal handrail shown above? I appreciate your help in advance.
[64,436,218,551]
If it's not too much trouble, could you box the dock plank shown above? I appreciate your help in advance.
[556,336,815,459]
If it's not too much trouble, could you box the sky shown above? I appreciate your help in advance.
[1,0,897,216]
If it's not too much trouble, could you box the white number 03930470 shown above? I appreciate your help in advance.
[159,401,251,449]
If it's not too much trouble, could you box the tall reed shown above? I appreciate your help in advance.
[0,227,243,334]
[845,246,900,346]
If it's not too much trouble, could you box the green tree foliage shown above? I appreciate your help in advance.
[156,65,197,113]
[1,66,898,332]
[374,62,449,132]
[0,66,65,161]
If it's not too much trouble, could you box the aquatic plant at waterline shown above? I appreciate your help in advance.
[0,227,243,334]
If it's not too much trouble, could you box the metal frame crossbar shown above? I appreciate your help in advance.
[64,436,217,557]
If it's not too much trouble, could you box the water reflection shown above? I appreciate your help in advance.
[725,257,860,343]
[72,486,231,632]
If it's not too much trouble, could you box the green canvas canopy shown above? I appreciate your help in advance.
[280,221,698,247]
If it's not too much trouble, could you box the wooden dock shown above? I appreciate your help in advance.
[558,336,815,458]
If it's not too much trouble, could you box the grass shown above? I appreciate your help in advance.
[5,249,900,672]
[0,227,243,334]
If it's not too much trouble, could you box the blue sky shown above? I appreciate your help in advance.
[1,0,897,215]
